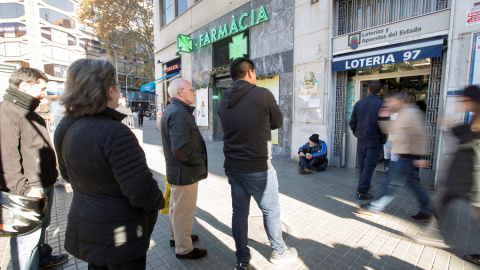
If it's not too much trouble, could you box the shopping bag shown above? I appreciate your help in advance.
[160,176,170,214]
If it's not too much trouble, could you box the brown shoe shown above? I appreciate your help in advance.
[176,248,207,260]
[170,235,199,247]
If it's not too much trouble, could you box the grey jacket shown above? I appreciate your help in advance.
[161,98,208,185]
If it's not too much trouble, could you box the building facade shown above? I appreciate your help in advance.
[0,0,152,114]
[154,0,480,189]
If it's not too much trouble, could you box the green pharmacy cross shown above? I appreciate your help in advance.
[177,34,193,53]
[229,33,248,60]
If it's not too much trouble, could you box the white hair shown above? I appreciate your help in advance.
[168,78,188,98]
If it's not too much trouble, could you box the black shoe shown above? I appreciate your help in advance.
[464,254,480,265]
[356,192,374,200]
[235,262,250,270]
[410,212,431,222]
[40,254,69,270]
[170,235,199,247]
[176,248,207,260]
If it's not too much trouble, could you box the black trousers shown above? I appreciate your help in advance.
[88,255,146,270]
[138,116,144,126]
[299,157,323,170]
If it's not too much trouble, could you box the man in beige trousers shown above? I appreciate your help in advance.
[161,78,208,260]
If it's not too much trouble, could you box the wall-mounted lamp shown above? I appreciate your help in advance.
[157,60,163,64]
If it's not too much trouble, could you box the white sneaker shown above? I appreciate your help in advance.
[270,246,298,264]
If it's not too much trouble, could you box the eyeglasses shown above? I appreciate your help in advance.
[181,88,196,93]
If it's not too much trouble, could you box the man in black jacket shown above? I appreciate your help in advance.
[161,78,208,260]
[218,58,298,270]
[349,81,386,200]
[0,68,68,269]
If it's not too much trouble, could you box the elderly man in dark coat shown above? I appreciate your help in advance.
[161,78,208,260]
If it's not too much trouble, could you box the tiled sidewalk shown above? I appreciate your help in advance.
[1,118,480,269]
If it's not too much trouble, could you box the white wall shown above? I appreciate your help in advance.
[291,0,332,161]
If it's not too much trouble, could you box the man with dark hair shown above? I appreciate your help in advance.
[219,57,298,270]
[349,80,387,200]
[0,68,68,269]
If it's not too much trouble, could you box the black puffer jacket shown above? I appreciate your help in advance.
[161,98,208,186]
[0,91,58,194]
[54,108,164,266]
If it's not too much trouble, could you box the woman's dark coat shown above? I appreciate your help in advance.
[54,108,164,266]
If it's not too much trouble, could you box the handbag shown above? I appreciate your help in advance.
[160,176,170,214]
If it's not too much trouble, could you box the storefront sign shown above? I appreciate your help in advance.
[229,33,248,60]
[177,34,193,53]
[198,6,268,48]
[332,39,443,72]
[467,1,480,26]
[165,64,180,72]
[332,10,450,55]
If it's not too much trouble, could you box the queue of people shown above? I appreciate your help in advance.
[1,59,480,269]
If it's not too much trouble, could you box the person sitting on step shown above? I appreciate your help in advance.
[298,134,328,174]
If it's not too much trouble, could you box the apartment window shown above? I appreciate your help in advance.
[176,0,187,16]
[336,0,450,35]
[44,64,68,78]
[40,9,75,29]
[162,0,173,26]
[0,3,25,19]
[0,23,26,38]
[43,0,74,12]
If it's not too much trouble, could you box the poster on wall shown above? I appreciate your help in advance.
[471,34,480,85]
[294,60,325,123]
[257,75,280,145]
[467,1,480,26]
[195,88,209,127]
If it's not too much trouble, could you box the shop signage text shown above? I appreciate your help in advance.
[165,64,180,72]
[332,10,450,54]
[199,6,269,48]
[333,41,443,72]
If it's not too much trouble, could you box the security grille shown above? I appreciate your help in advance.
[336,0,450,36]
[425,56,442,169]
[334,71,347,157]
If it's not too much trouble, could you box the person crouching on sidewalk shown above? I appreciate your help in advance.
[298,134,328,174]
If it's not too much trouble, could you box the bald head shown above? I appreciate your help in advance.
[168,78,196,105]
[168,78,189,98]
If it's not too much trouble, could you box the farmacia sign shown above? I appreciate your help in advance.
[198,6,269,47]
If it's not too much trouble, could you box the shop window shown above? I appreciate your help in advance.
[43,0,74,12]
[176,0,187,16]
[44,63,68,78]
[161,0,173,26]
[40,8,75,29]
[0,23,26,38]
[0,3,25,19]
[336,0,450,35]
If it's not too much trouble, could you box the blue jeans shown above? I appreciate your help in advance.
[364,158,431,214]
[357,139,383,193]
[226,167,285,263]
[10,186,54,270]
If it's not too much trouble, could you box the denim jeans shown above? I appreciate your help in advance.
[357,139,383,193]
[364,158,431,214]
[10,186,54,270]
[299,157,322,170]
[226,167,285,263]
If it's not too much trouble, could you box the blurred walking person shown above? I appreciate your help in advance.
[54,59,165,269]
[413,85,480,266]
[161,78,208,260]
[349,81,387,200]
[357,92,434,221]
[219,57,298,270]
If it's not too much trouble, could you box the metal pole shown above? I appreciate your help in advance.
[126,70,134,107]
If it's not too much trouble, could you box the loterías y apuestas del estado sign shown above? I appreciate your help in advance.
[198,6,269,48]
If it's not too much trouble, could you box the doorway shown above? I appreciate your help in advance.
[344,72,430,168]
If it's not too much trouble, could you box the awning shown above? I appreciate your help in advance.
[332,39,444,72]
[140,72,181,92]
